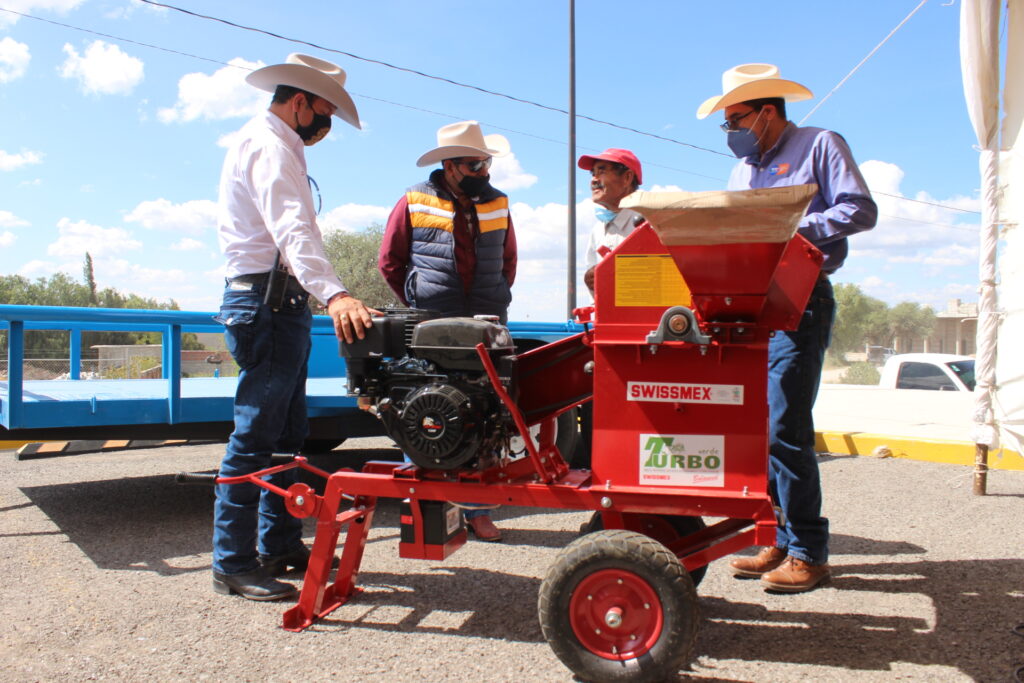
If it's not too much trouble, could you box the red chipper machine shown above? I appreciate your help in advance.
[211,184,821,681]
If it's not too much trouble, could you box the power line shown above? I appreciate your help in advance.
[4,4,985,212]
[879,212,980,232]
[0,6,244,70]
[800,0,930,125]
[873,190,981,214]
[134,0,731,158]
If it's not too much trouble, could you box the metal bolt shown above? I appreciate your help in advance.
[600,496,613,509]
[409,488,416,494]
[604,607,623,628]
[649,344,658,355]
[725,297,733,305]
[295,495,305,506]
[587,595,593,600]
[630,634,637,640]
[668,314,689,334]
[644,603,650,609]
[595,628,601,635]
[742,486,749,496]
[617,578,623,584]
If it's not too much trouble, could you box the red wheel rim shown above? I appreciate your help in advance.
[569,568,663,660]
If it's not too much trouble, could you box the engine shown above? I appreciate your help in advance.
[341,309,518,471]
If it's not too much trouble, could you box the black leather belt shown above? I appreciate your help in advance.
[228,271,303,292]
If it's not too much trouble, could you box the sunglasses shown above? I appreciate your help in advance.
[456,157,492,173]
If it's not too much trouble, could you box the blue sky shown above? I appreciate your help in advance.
[0,0,985,321]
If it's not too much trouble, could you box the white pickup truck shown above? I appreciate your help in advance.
[878,353,976,391]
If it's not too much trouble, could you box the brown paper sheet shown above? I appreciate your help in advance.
[620,184,818,246]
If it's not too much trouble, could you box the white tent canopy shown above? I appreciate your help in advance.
[960,0,1024,473]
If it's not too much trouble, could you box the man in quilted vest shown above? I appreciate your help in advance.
[379,121,518,541]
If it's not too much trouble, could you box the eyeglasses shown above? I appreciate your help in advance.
[720,109,758,132]
[456,157,492,173]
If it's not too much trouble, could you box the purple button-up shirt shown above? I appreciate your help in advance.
[727,121,877,273]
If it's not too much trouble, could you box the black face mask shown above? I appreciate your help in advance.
[458,174,491,197]
[296,112,332,146]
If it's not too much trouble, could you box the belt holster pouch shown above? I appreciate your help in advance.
[263,261,289,311]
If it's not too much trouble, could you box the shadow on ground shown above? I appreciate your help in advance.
[682,557,1024,682]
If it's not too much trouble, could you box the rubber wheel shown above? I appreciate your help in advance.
[581,512,708,588]
[538,529,698,682]
[300,438,345,454]
[509,410,579,462]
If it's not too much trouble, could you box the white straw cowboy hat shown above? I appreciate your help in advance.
[696,63,813,120]
[246,53,361,129]
[416,121,510,167]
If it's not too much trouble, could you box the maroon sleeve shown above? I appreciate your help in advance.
[503,213,517,287]
[379,195,413,305]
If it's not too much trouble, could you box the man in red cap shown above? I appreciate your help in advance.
[577,148,643,295]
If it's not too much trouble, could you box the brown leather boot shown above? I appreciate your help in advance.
[760,556,831,593]
[730,546,787,578]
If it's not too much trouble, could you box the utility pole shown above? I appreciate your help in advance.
[566,0,577,318]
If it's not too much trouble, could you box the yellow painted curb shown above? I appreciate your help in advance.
[815,430,1024,471]
[0,440,33,450]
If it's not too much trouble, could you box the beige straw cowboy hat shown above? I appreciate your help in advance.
[696,63,813,119]
[247,53,361,129]
[416,121,510,167]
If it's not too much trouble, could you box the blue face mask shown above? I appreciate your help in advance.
[594,206,618,223]
[725,109,765,159]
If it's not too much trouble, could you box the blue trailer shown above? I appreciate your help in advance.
[0,304,581,453]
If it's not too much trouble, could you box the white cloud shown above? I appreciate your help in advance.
[0,210,29,228]
[319,203,391,233]
[47,217,142,258]
[170,237,206,251]
[490,153,537,191]
[0,0,84,29]
[0,37,30,83]
[18,259,62,278]
[0,149,42,171]
[124,198,218,235]
[158,58,265,123]
[60,40,144,95]
[0,231,15,247]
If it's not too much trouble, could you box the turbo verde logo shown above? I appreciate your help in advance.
[639,434,725,487]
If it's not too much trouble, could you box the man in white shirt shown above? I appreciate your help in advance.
[577,148,644,296]
[212,54,377,601]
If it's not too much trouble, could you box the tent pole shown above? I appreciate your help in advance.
[972,444,988,495]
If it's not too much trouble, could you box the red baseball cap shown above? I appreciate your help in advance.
[577,148,643,185]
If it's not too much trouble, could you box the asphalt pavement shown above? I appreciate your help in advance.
[1,439,1022,682]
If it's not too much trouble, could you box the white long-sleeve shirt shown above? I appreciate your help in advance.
[584,208,643,269]
[217,110,346,305]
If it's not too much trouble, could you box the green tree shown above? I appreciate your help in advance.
[831,283,888,357]
[888,301,936,352]
[83,252,98,306]
[322,223,399,309]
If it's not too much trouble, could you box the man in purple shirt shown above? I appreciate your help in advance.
[698,63,877,592]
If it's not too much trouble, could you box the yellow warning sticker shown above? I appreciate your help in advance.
[614,254,691,307]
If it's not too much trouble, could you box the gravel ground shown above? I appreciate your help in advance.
[1,439,1022,682]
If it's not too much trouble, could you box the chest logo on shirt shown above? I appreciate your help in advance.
[768,163,790,176]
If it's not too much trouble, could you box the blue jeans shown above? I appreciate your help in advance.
[767,277,834,565]
[212,282,311,575]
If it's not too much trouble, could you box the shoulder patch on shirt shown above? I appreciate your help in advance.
[768,163,790,176]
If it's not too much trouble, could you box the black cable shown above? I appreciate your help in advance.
[132,0,731,157]
[0,6,243,70]
[1,3,986,213]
